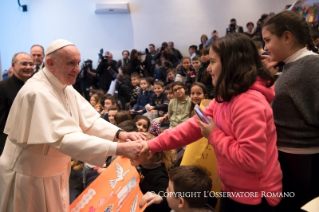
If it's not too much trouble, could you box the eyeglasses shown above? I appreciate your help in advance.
[173,86,184,92]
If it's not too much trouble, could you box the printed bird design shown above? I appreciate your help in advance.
[109,162,130,189]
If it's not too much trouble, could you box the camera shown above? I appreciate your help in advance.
[98,48,108,62]
[227,24,236,33]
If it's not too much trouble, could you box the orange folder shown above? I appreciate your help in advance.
[70,157,147,212]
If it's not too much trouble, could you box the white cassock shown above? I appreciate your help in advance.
[0,67,119,212]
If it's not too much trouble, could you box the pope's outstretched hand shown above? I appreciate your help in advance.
[118,131,146,142]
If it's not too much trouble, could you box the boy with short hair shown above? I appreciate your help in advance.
[185,56,201,90]
[129,73,141,109]
[102,95,119,121]
[144,80,169,121]
[140,165,214,212]
[152,83,175,126]
[166,68,175,86]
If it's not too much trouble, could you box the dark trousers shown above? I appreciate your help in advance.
[275,151,319,212]
[220,197,276,212]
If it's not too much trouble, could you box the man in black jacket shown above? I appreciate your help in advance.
[0,52,33,154]
[79,59,98,100]
[168,42,183,61]
[96,53,117,93]
[144,44,157,77]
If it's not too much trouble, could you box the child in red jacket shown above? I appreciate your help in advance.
[141,33,282,212]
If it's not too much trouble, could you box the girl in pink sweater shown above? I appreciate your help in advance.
[140,33,282,212]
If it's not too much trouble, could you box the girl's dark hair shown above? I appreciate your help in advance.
[114,111,132,126]
[130,49,138,60]
[263,10,314,51]
[246,22,254,27]
[133,115,151,130]
[211,33,274,103]
[189,82,208,118]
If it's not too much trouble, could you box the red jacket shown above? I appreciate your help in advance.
[148,77,282,206]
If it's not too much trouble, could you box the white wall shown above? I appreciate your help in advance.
[0,0,293,73]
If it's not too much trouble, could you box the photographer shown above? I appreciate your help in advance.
[79,59,98,100]
[96,53,117,93]
[156,42,180,67]
[226,18,244,34]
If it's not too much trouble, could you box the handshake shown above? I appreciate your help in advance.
[115,131,150,159]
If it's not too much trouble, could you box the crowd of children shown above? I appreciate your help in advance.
[70,10,319,212]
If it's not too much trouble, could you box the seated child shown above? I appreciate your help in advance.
[189,82,208,118]
[168,81,192,128]
[90,94,101,112]
[130,129,176,212]
[114,110,132,126]
[133,115,151,132]
[140,165,214,212]
[185,56,201,90]
[152,84,175,128]
[108,107,119,125]
[129,73,141,109]
[101,95,119,121]
[130,78,155,115]
[175,57,194,83]
[166,68,176,86]
[144,80,169,121]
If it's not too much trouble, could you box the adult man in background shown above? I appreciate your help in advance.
[144,44,157,77]
[116,50,130,70]
[206,30,219,47]
[0,52,33,154]
[168,41,183,61]
[226,18,244,34]
[30,44,45,74]
[79,59,98,100]
[0,39,144,211]
[96,52,117,93]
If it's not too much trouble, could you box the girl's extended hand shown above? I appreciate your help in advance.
[196,116,217,139]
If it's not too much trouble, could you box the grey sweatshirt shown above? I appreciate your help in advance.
[272,55,319,148]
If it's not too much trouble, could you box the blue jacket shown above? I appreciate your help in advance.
[133,88,155,113]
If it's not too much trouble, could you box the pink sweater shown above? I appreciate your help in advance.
[148,78,282,206]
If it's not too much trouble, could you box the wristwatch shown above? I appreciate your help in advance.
[116,129,124,139]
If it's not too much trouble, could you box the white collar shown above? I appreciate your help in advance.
[43,67,67,91]
[284,47,317,64]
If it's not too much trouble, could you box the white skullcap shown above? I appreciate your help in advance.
[45,39,74,56]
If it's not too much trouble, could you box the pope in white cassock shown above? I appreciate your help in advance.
[0,39,144,212]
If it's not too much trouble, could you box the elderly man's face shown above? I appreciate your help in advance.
[12,53,34,82]
[31,46,44,66]
[51,46,81,85]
